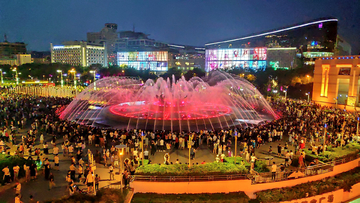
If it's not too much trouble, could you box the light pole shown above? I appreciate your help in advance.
[115,144,127,188]
[234,130,238,164]
[89,70,96,90]
[323,123,327,154]
[70,69,76,89]
[305,92,310,103]
[283,90,287,100]
[141,131,144,160]
[12,67,18,85]
[57,70,63,88]
[188,134,194,168]
[357,117,359,139]
[0,69,3,85]
[334,98,338,109]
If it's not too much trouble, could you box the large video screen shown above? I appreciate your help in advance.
[117,51,168,62]
[205,48,267,72]
[117,51,168,71]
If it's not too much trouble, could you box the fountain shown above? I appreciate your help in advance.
[60,71,278,131]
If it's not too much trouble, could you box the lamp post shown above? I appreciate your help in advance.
[141,131,144,160]
[283,90,287,100]
[12,67,18,85]
[188,134,194,168]
[89,70,96,90]
[305,92,310,103]
[357,117,359,139]
[234,130,238,164]
[57,70,63,88]
[115,144,127,188]
[70,69,76,89]
[323,123,327,154]
[0,69,3,85]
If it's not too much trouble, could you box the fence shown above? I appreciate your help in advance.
[133,174,247,182]
[7,86,77,97]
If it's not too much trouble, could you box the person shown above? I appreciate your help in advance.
[123,169,129,188]
[86,171,94,193]
[299,153,304,168]
[28,195,37,203]
[53,145,59,156]
[30,163,36,180]
[175,159,179,164]
[13,165,20,181]
[95,174,100,190]
[250,155,257,170]
[44,162,51,180]
[109,165,114,180]
[69,181,75,196]
[144,149,149,160]
[277,144,282,157]
[77,164,83,182]
[271,162,277,180]
[24,164,30,182]
[69,163,76,181]
[2,166,11,184]
[43,142,49,154]
[15,182,21,197]
[15,194,22,203]
[54,154,60,171]
[49,172,55,190]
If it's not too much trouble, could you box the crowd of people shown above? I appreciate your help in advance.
[1,92,360,202]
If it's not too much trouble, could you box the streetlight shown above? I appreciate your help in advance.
[0,69,3,85]
[70,69,77,95]
[89,70,96,90]
[283,90,287,100]
[234,130,238,164]
[305,92,310,102]
[188,134,194,168]
[115,144,127,189]
[12,67,18,85]
[57,70,63,88]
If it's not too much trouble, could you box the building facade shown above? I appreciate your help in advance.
[205,18,345,71]
[50,41,107,67]
[0,41,27,57]
[312,56,360,107]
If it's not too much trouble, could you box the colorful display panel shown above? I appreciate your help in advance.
[205,48,267,72]
[117,51,168,71]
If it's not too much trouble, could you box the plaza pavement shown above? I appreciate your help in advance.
[0,129,299,203]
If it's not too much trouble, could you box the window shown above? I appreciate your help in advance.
[339,68,351,75]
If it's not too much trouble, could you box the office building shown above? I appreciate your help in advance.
[312,56,360,107]
[205,17,348,72]
[50,41,107,67]
[0,41,27,57]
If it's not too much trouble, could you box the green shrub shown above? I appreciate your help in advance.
[256,167,360,202]
[135,161,249,176]
[254,160,270,173]
[0,154,35,185]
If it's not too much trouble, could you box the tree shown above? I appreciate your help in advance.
[183,68,205,80]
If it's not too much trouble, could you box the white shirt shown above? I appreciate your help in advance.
[53,147,59,154]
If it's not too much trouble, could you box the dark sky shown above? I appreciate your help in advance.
[1,0,359,54]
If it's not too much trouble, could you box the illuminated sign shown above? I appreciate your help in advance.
[117,51,168,71]
[205,48,267,72]
[269,61,289,70]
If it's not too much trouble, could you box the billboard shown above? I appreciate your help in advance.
[205,48,267,72]
[117,51,168,71]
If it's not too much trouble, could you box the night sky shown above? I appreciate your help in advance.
[1,0,359,54]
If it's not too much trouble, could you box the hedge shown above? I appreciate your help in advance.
[135,161,248,176]
[303,142,360,163]
[255,167,360,202]
[0,154,35,185]
[132,192,251,203]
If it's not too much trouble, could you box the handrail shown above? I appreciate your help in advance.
[133,173,248,182]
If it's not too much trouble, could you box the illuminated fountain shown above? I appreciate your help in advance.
[60,71,278,131]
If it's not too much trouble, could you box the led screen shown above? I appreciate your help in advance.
[205,48,267,72]
[117,51,168,71]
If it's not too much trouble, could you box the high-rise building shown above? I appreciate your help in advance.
[0,41,27,57]
[50,41,107,67]
[205,17,347,72]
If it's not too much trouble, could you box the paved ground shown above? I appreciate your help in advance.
[0,128,299,203]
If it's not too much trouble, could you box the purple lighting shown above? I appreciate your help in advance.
[319,23,323,29]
